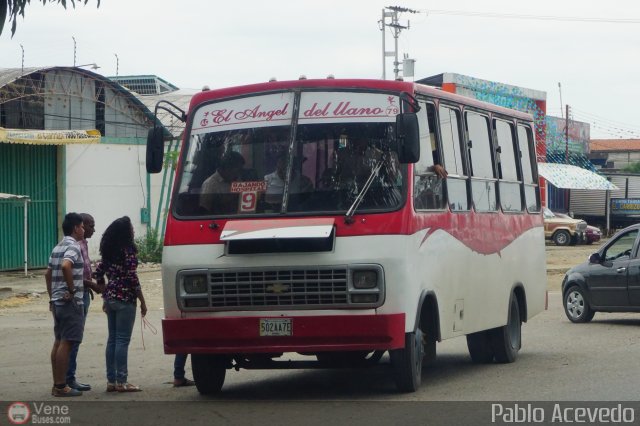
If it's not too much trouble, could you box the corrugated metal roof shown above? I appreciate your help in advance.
[132,89,196,138]
[538,162,618,190]
[0,66,159,134]
[590,139,640,152]
[0,67,48,87]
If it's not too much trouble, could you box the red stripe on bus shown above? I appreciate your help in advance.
[164,208,542,256]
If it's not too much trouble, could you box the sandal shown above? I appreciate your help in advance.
[106,382,117,392]
[173,378,195,387]
[116,382,142,392]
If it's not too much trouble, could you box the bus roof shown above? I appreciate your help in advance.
[189,78,534,122]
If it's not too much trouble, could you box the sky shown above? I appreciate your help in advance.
[1,0,639,139]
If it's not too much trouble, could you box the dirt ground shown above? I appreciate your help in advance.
[0,240,609,404]
[545,240,604,292]
[0,241,603,314]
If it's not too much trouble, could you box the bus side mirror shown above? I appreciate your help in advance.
[146,126,164,173]
[396,112,420,164]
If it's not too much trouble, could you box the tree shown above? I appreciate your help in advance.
[0,0,100,37]
[622,162,640,173]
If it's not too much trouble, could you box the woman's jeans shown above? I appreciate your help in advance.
[105,299,136,384]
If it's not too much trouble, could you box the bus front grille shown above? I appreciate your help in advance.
[208,267,349,309]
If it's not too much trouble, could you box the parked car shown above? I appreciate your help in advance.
[562,223,640,323]
[543,207,587,246]
[585,225,602,245]
[553,211,602,245]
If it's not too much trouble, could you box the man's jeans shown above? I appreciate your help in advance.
[105,299,137,384]
[174,354,188,380]
[66,290,90,383]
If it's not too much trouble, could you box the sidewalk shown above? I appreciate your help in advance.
[0,264,162,300]
[0,269,47,300]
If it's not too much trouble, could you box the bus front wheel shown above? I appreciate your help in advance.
[191,354,228,395]
[390,330,424,392]
[466,330,494,363]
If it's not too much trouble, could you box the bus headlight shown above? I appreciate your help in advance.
[353,270,378,289]
[183,275,208,294]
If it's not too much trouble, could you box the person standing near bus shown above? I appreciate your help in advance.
[95,216,147,392]
[172,354,195,387]
[65,213,102,392]
[46,212,85,397]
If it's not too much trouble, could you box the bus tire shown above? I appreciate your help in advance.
[423,334,437,366]
[490,296,521,363]
[191,354,227,395]
[466,330,494,363]
[553,230,571,246]
[390,330,423,392]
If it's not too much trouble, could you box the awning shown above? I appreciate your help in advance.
[537,162,618,190]
[0,193,30,200]
[0,127,101,145]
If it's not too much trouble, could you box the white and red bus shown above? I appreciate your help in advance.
[146,78,546,393]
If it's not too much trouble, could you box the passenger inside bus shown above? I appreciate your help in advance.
[188,136,226,192]
[199,151,246,213]
[414,108,448,210]
[264,153,314,206]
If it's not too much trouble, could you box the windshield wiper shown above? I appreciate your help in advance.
[344,157,385,224]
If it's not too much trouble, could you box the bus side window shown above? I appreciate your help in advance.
[494,119,523,212]
[465,111,497,212]
[439,106,469,211]
[517,124,541,212]
[414,102,446,210]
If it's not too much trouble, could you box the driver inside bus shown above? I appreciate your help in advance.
[336,136,400,188]
[199,151,246,213]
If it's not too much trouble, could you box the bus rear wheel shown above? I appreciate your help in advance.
[490,296,522,363]
[191,354,228,395]
[390,329,424,392]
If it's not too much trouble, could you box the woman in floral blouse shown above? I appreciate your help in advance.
[94,216,147,392]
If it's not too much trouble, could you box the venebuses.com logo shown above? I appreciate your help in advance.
[7,401,71,424]
[7,402,30,424]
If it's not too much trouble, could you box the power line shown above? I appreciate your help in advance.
[421,9,640,24]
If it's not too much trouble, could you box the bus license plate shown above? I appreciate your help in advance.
[259,318,292,336]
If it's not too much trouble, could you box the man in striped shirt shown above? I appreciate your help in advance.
[45,212,85,397]
[66,213,102,392]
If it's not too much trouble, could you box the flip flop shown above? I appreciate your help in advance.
[173,378,195,387]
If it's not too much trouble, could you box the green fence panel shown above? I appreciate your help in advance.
[0,143,58,270]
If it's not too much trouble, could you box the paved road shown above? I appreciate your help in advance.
[1,273,639,403]
[1,244,639,425]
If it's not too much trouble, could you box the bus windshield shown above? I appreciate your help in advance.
[174,91,405,217]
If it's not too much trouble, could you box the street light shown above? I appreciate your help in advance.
[75,63,100,70]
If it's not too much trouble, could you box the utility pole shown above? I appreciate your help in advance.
[20,44,24,74]
[114,53,119,77]
[558,82,564,118]
[72,36,77,66]
[565,104,570,164]
[379,6,417,80]
[565,103,571,214]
